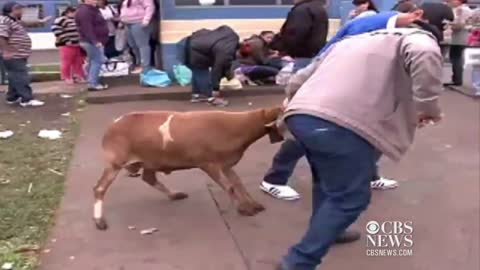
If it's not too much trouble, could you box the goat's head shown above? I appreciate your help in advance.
[262,107,284,143]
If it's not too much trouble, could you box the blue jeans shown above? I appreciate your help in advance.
[3,58,33,102]
[263,57,311,185]
[244,65,279,81]
[191,68,213,97]
[81,42,106,87]
[127,23,151,69]
[282,115,377,270]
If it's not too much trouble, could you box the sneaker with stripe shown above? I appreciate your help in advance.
[260,181,300,201]
[371,177,399,190]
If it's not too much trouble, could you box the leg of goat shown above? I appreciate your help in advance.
[125,162,142,177]
[141,169,188,200]
[202,165,257,216]
[222,167,266,214]
[93,166,121,230]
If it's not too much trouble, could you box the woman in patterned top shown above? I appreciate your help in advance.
[51,6,86,84]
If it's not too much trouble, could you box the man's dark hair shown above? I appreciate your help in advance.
[394,1,421,13]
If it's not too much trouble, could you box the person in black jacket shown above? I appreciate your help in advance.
[421,1,454,42]
[184,26,239,107]
[273,0,329,71]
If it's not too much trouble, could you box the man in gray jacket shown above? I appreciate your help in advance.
[276,28,443,270]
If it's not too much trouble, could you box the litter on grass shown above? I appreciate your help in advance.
[1,263,13,270]
[0,130,14,139]
[38,129,62,140]
[60,94,73,99]
[48,168,63,176]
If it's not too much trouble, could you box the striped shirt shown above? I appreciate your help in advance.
[0,15,32,59]
[51,16,80,47]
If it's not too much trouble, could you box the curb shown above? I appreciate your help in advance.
[86,86,284,104]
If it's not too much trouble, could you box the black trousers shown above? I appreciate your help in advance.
[3,58,33,102]
[450,45,465,85]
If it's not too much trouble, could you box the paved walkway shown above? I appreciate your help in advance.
[39,93,479,270]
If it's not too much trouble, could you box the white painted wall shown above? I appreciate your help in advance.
[29,32,56,50]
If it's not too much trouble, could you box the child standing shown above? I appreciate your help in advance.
[51,6,85,84]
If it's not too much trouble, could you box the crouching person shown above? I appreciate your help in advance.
[276,28,444,270]
[182,26,239,107]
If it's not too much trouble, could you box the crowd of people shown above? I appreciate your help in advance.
[0,0,479,108]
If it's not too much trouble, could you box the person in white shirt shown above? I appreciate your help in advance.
[447,0,473,86]
[98,0,122,59]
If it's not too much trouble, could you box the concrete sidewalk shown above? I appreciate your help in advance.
[39,93,479,270]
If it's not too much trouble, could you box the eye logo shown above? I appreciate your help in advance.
[366,221,380,234]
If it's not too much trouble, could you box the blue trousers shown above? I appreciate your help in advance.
[282,115,377,270]
[263,57,311,185]
[127,23,152,69]
[3,58,33,102]
[190,68,213,97]
[80,42,106,87]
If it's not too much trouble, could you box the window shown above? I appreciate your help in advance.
[175,0,292,6]
[175,0,225,6]
[229,0,277,5]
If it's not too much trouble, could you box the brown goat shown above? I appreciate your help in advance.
[93,107,283,230]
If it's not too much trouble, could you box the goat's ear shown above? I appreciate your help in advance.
[265,121,284,144]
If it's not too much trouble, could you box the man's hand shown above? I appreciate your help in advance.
[2,49,15,60]
[39,16,53,24]
[282,97,289,110]
[142,21,150,28]
[417,113,443,128]
[95,42,103,48]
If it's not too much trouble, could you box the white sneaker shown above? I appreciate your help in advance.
[371,177,399,190]
[20,99,45,107]
[260,181,300,201]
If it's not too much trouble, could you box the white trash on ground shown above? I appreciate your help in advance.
[1,262,13,270]
[140,228,158,235]
[0,130,14,139]
[38,130,62,140]
[60,94,73,99]
[220,77,243,90]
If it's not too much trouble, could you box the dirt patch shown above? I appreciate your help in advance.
[0,93,82,270]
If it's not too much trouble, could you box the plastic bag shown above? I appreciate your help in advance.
[173,64,192,86]
[115,27,128,52]
[275,62,294,86]
[220,77,243,90]
[140,69,172,87]
[100,60,129,77]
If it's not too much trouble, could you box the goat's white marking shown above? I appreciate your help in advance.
[114,116,124,123]
[158,115,175,148]
[94,200,103,219]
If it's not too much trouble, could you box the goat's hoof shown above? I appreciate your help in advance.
[95,218,109,230]
[127,172,141,178]
[169,192,188,201]
[252,202,266,212]
[237,203,258,216]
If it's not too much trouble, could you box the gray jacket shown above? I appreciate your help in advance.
[284,28,443,161]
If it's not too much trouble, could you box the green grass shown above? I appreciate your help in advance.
[0,101,80,269]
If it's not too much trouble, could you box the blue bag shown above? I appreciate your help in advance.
[140,69,172,87]
[173,64,192,86]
